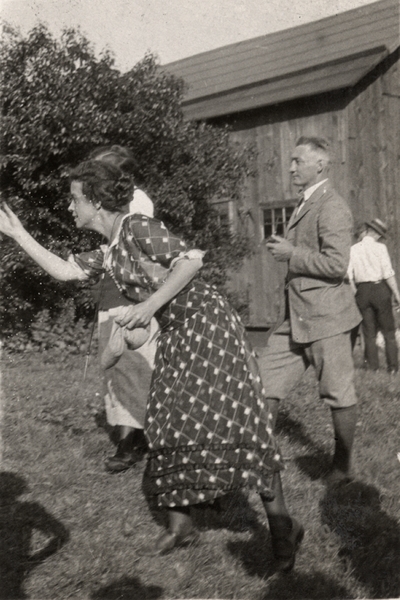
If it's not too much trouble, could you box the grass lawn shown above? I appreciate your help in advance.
[1,345,399,600]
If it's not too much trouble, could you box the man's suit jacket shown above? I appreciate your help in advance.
[278,180,361,343]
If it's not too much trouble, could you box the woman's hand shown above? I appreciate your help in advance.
[115,300,156,330]
[115,256,203,330]
[0,203,24,240]
[0,202,86,281]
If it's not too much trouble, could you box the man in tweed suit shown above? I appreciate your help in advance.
[257,136,361,485]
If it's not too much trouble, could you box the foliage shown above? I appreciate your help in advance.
[2,298,96,354]
[0,24,254,343]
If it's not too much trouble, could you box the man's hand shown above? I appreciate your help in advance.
[266,235,295,262]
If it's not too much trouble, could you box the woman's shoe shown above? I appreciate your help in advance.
[271,518,304,573]
[140,529,200,557]
[104,450,142,472]
[104,432,147,473]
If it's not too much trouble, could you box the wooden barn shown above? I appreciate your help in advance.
[165,0,400,332]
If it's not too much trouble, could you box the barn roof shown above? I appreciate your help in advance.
[164,0,399,120]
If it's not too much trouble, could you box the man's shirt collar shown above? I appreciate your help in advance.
[303,179,328,201]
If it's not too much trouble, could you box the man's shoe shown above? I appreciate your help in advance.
[271,518,304,573]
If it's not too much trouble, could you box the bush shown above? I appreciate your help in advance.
[0,24,254,346]
[2,299,97,354]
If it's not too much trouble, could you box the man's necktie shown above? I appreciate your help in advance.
[296,193,305,216]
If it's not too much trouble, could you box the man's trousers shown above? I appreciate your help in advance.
[355,281,398,372]
[256,320,357,408]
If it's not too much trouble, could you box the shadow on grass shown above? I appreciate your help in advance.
[191,491,262,533]
[276,411,332,480]
[91,576,163,600]
[320,480,400,599]
[0,472,69,600]
[227,527,275,579]
[227,532,351,599]
[261,571,351,599]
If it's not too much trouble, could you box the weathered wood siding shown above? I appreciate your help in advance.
[225,99,349,326]
[164,0,399,328]
[346,50,400,276]
[225,51,400,327]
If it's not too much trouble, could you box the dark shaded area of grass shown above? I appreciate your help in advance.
[1,347,399,599]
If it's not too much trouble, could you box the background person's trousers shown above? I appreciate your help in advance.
[355,281,398,371]
[256,320,357,409]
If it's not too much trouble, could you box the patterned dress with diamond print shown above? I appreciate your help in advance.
[73,214,283,508]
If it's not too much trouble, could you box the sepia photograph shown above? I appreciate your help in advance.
[0,1,399,598]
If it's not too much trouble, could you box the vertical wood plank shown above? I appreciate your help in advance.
[223,52,400,327]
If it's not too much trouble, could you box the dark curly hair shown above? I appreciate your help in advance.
[69,160,134,212]
[88,145,144,185]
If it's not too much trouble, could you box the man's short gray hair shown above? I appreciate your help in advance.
[295,136,330,154]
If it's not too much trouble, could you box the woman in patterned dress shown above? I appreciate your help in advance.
[0,159,303,572]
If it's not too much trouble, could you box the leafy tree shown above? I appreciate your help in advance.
[0,24,254,342]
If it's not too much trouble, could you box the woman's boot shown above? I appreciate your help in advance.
[262,472,304,572]
[104,427,147,473]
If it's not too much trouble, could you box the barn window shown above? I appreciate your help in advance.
[261,205,296,238]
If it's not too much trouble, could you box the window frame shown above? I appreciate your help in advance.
[260,201,297,240]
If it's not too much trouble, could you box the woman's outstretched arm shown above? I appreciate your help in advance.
[0,203,87,281]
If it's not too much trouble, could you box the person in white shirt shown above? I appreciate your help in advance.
[348,218,400,373]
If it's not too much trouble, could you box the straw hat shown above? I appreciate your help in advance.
[365,218,387,238]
